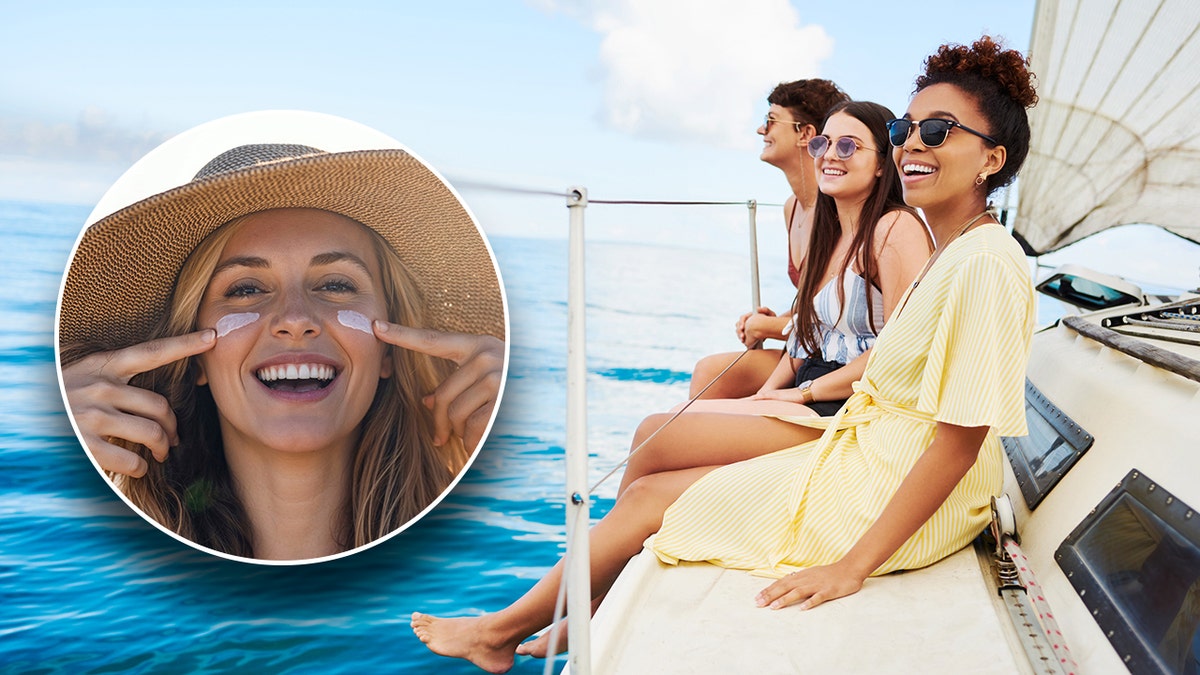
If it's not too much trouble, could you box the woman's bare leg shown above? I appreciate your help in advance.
[617,412,821,497]
[689,349,782,399]
[513,595,601,658]
[412,466,721,673]
[669,398,817,416]
[505,406,820,659]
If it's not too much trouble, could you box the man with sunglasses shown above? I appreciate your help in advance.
[688,79,850,402]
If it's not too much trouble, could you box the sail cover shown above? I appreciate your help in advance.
[1015,0,1200,254]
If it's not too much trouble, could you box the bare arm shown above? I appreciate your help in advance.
[740,311,792,345]
[752,347,869,404]
[754,210,931,404]
[875,210,933,320]
[737,196,809,346]
[757,348,799,392]
[756,421,989,610]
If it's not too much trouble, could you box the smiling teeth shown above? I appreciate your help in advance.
[904,164,935,175]
[256,364,336,382]
[822,168,846,176]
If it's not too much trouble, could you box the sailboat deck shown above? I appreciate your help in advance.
[587,544,1023,674]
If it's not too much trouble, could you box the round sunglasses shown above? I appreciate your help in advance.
[886,118,998,148]
[807,135,877,160]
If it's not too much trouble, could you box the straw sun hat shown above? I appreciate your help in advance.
[57,113,506,354]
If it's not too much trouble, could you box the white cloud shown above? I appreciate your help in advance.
[0,109,170,164]
[536,0,833,148]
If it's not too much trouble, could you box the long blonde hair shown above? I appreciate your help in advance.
[66,212,465,558]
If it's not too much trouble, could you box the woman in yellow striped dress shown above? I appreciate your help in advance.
[413,36,1038,671]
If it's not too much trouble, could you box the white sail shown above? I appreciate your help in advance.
[1016,0,1200,253]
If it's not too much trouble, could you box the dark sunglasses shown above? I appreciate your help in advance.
[763,113,803,133]
[886,118,998,148]
[807,135,876,160]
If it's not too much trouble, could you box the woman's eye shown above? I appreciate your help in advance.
[226,282,266,298]
[318,279,359,294]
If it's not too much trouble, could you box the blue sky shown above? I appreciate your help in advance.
[1,1,1037,243]
[8,1,1196,290]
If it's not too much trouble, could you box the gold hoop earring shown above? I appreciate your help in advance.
[975,173,987,187]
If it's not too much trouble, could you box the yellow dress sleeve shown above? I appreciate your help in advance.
[917,250,1033,436]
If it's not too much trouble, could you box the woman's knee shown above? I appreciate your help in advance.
[631,413,672,449]
[690,354,734,397]
[617,473,677,520]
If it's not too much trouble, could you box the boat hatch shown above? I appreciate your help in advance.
[1036,264,1143,310]
[1002,378,1094,509]
[1055,470,1200,675]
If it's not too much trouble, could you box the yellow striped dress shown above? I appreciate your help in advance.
[651,224,1034,577]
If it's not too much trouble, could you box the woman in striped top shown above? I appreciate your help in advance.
[679,98,931,422]
[689,78,850,400]
[413,36,1037,671]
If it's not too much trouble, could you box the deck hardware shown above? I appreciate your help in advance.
[1057,469,1200,673]
[988,500,1076,674]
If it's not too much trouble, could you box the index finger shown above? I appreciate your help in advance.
[372,320,488,364]
[105,329,216,379]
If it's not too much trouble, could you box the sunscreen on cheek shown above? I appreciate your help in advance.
[337,310,374,336]
[215,312,259,338]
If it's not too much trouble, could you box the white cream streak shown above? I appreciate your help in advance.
[337,310,374,335]
[215,312,259,338]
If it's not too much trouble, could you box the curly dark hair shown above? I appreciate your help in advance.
[767,78,850,129]
[915,35,1038,193]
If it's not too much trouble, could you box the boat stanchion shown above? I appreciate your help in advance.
[562,186,592,674]
[746,199,761,316]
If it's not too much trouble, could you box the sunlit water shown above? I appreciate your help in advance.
[0,199,796,674]
[2,198,1186,673]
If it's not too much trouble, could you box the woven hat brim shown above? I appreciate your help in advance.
[59,148,506,351]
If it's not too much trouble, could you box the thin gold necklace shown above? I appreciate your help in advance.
[890,208,994,320]
[910,209,993,291]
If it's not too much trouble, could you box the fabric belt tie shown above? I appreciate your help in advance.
[763,379,937,574]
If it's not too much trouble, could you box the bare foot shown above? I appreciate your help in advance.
[515,619,568,658]
[411,612,520,673]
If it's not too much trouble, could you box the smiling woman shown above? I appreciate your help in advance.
[56,117,508,563]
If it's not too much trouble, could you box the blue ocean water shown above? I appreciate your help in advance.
[0,199,781,674]
[0,196,1124,673]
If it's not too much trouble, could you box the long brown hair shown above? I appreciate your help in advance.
[791,100,919,358]
[63,212,464,558]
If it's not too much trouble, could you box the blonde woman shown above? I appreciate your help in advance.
[60,141,506,561]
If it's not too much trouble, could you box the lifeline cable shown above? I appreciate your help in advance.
[540,345,758,675]
[587,345,756,494]
[454,177,781,668]
[449,176,784,207]
[451,176,780,495]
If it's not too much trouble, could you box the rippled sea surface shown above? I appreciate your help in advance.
[1,199,789,674]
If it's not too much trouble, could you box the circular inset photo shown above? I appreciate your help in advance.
[55,111,508,564]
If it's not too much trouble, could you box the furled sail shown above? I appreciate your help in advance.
[1015,0,1200,254]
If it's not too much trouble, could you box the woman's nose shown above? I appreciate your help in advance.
[270,289,322,339]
